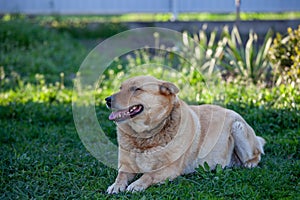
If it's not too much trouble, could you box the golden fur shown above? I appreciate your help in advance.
[106,76,266,193]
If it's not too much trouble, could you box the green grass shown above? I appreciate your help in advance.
[1,99,299,199]
[5,12,299,23]
[180,12,300,21]
[0,19,87,85]
[0,18,299,199]
[2,12,299,40]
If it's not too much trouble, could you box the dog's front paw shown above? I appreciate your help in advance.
[107,183,127,194]
[126,181,148,192]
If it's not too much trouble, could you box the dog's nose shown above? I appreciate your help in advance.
[105,96,112,108]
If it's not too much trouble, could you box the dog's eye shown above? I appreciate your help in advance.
[130,87,142,92]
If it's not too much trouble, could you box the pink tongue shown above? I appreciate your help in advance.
[109,111,120,121]
[108,109,128,121]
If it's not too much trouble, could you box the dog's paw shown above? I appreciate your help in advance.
[126,181,147,193]
[107,183,127,194]
[244,156,260,168]
[244,161,258,168]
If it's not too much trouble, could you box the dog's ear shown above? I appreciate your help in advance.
[159,82,179,95]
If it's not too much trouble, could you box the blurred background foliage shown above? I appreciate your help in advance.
[268,26,300,87]
[0,15,299,109]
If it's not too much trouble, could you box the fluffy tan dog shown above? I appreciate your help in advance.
[105,76,265,194]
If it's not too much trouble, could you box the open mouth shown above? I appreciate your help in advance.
[108,104,144,122]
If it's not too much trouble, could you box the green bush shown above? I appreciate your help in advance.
[97,26,227,104]
[268,26,300,86]
[182,25,227,77]
[221,26,273,85]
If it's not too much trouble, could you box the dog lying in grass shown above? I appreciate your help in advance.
[105,76,265,193]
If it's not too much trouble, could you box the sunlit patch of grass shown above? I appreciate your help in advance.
[6,12,299,23]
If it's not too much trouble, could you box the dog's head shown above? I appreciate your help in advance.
[105,76,179,132]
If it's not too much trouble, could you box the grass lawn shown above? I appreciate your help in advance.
[11,12,300,23]
[0,17,299,199]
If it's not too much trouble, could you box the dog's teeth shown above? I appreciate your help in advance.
[130,107,136,113]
